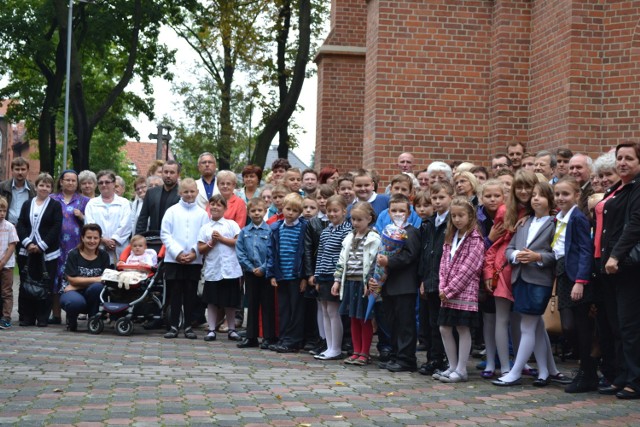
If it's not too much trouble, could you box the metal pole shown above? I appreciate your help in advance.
[62,0,73,171]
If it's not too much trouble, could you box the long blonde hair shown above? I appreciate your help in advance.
[444,197,478,244]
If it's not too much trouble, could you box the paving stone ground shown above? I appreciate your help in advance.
[2,319,639,427]
[1,275,638,427]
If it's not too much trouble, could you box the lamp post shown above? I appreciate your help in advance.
[62,0,95,170]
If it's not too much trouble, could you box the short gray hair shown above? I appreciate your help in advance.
[427,161,453,182]
[216,170,237,184]
[535,150,557,168]
[593,152,616,175]
[78,170,97,184]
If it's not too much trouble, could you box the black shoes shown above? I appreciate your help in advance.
[418,359,447,376]
[204,330,217,342]
[385,362,417,373]
[67,316,78,332]
[237,338,259,348]
[308,339,327,356]
[184,327,197,340]
[565,370,598,393]
[164,327,179,339]
[616,388,640,399]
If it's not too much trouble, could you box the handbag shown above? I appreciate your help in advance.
[21,255,51,301]
[543,280,562,335]
[491,260,507,291]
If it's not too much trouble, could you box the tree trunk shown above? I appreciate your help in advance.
[252,0,311,168]
[276,0,291,161]
[218,40,234,171]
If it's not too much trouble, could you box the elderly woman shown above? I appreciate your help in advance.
[78,170,97,198]
[237,164,262,203]
[17,173,62,327]
[217,170,247,228]
[594,151,619,192]
[454,171,479,206]
[427,161,453,186]
[60,224,111,331]
[47,170,90,324]
[596,141,640,399]
[84,170,132,263]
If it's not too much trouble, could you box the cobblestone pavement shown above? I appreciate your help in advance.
[1,319,638,427]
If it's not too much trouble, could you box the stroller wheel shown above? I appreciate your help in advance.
[87,317,104,334]
[115,318,134,336]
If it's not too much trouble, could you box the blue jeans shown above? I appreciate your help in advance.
[60,283,104,318]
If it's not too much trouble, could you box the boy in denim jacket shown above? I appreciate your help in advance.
[236,198,275,349]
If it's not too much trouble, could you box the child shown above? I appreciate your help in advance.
[266,184,290,224]
[413,191,433,221]
[418,182,453,376]
[337,175,356,206]
[335,202,380,365]
[160,178,209,339]
[369,194,421,372]
[483,170,537,380]
[474,180,505,378]
[434,197,484,383]
[302,197,319,220]
[235,197,275,349]
[0,197,18,329]
[315,184,334,224]
[283,168,303,195]
[494,181,568,386]
[314,195,352,360]
[553,177,595,393]
[375,174,422,232]
[352,169,389,216]
[266,193,308,353]
[119,235,157,268]
[198,194,243,342]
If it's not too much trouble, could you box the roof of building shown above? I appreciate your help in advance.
[264,145,309,171]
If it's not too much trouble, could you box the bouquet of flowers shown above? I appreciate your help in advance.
[365,215,408,320]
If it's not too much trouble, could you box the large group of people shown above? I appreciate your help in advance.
[1,141,639,401]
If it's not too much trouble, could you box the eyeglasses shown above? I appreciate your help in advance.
[98,180,114,186]
[135,186,147,192]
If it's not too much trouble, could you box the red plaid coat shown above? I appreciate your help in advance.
[439,228,484,312]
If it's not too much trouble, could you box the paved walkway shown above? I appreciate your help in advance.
[1,319,638,426]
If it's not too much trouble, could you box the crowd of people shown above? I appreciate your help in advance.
[1,142,639,400]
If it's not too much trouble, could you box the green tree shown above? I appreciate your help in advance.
[0,0,174,172]
[168,0,268,170]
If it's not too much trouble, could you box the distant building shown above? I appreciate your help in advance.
[264,145,309,171]
[123,140,174,177]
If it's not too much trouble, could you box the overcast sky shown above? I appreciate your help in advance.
[129,26,319,166]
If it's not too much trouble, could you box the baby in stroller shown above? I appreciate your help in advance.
[103,235,158,290]
[119,234,158,270]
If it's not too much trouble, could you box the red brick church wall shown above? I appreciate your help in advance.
[316,0,640,185]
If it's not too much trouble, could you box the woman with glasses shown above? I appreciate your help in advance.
[48,170,90,324]
[84,170,132,263]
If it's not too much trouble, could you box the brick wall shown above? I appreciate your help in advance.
[316,0,640,187]
[315,0,367,174]
[602,1,640,146]
[363,0,493,180]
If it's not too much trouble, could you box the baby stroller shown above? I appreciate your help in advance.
[88,232,167,336]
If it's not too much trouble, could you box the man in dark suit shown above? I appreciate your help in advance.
[136,160,181,234]
[569,153,595,217]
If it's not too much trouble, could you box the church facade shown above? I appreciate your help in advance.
[315,0,640,181]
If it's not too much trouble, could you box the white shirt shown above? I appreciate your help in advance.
[85,194,132,259]
[511,216,550,264]
[161,199,209,264]
[125,249,158,267]
[436,211,449,228]
[553,206,576,260]
[198,218,242,281]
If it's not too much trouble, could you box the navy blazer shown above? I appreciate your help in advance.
[562,209,592,283]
